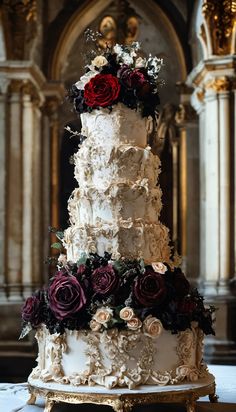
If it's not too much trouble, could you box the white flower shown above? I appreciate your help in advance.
[127,317,142,331]
[113,44,123,56]
[93,307,113,325]
[119,307,135,321]
[152,262,167,274]
[147,56,164,78]
[91,55,108,68]
[143,316,163,338]
[135,57,146,68]
[58,254,67,266]
[75,70,97,90]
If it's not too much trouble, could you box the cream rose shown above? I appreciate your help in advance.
[143,316,163,338]
[127,317,142,331]
[119,307,135,321]
[90,319,101,331]
[135,57,146,68]
[151,262,167,274]
[91,55,108,68]
[93,307,113,325]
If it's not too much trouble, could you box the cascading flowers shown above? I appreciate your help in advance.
[69,42,164,118]
[20,252,215,338]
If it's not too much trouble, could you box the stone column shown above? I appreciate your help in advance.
[0,78,9,301]
[7,80,24,301]
[175,85,199,284]
[42,83,65,270]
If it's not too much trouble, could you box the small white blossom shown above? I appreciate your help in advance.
[75,69,98,90]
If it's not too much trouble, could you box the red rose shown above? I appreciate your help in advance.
[84,74,120,108]
[91,264,119,296]
[48,273,86,320]
[133,268,167,307]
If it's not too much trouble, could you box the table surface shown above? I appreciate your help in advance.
[0,365,235,412]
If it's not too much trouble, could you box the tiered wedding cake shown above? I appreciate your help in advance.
[22,42,214,390]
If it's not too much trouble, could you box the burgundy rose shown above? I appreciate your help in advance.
[48,273,86,320]
[173,268,190,299]
[91,264,119,296]
[22,295,42,327]
[133,268,167,307]
[84,74,120,108]
[118,66,148,90]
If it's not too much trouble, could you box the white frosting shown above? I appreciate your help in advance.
[64,221,171,262]
[29,326,207,389]
[63,104,171,263]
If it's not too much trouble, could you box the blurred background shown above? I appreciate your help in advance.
[0,0,236,382]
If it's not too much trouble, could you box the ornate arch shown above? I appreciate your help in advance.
[46,0,190,81]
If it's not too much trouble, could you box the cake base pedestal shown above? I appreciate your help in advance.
[28,374,217,412]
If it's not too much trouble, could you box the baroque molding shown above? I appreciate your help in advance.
[205,76,231,92]
[201,0,236,56]
[8,79,41,105]
[2,0,37,60]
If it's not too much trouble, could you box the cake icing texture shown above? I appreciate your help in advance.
[21,42,214,390]
[63,104,170,263]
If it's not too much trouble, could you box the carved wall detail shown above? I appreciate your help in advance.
[2,0,37,60]
[200,0,236,56]
[98,0,140,48]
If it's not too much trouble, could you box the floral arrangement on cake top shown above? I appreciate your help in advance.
[21,252,215,339]
[69,42,164,117]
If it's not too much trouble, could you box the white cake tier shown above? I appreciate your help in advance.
[74,143,160,190]
[80,103,151,149]
[67,184,162,227]
[29,326,207,390]
[63,221,171,263]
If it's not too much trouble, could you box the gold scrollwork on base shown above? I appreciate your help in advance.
[28,376,218,412]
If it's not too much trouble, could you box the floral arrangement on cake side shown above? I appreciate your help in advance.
[21,251,215,339]
[68,42,163,118]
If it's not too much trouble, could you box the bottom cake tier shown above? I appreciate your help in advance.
[29,325,209,389]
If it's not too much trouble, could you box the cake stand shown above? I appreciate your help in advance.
[27,374,218,412]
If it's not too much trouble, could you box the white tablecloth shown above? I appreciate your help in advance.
[0,365,235,412]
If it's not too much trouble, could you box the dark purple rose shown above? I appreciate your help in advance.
[91,264,119,295]
[48,273,86,320]
[133,268,167,307]
[173,268,190,299]
[118,65,148,90]
[22,295,42,327]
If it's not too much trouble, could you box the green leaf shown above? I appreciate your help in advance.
[51,242,62,250]
[55,231,64,241]
[77,253,88,266]
[19,323,32,340]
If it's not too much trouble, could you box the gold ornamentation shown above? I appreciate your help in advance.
[28,374,217,412]
[201,0,236,55]
[2,0,37,59]
[98,0,139,48]
[205,76,230,92]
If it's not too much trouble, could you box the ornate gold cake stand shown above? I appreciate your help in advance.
[28,374,218,412]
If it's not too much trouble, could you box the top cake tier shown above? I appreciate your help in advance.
[80,103,150,149]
